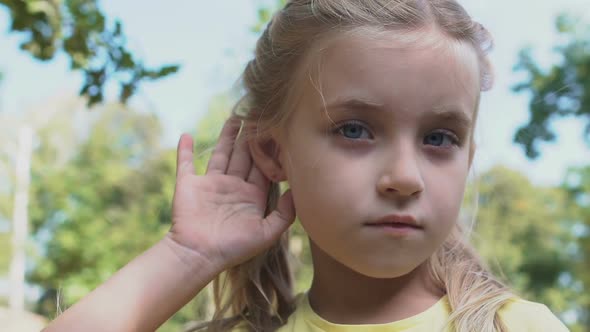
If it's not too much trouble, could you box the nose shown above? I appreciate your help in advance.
[377,145,425,197]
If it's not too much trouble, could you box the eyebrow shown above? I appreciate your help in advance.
[324,98,473,130]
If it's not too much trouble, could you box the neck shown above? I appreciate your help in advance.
[307,239,444,325]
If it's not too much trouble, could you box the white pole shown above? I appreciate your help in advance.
[9,125,33,311]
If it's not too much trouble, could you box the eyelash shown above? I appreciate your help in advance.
[331,120,461,148]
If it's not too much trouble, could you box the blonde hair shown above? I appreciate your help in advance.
[187,1,513,331]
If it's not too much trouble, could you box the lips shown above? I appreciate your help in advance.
[365,214,422,228]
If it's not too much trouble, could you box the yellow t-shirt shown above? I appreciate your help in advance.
[274,292,570,332]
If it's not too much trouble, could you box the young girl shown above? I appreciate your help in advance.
[44,0,571,331]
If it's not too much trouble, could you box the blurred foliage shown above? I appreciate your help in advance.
[251,0,286,33]
[0,233,10,275]
[27,104,169,294]
[0,0,179,106]
[513,13,590,331]
[512,13,590,159]
[464,167,584,330]
[473,167,574,297]
[0,100,210,330]
[562,165,590,330]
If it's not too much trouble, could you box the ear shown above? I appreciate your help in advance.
[247,125,288,183]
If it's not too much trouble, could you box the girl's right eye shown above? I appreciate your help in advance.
[332,120,373,140]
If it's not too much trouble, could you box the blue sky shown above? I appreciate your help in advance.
[1,0,589,187]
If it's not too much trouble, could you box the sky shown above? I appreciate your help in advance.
[0,0,589,190]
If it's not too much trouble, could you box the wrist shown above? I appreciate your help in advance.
[161,233,226,274]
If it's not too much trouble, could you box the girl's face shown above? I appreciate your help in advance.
[276,28,480,279]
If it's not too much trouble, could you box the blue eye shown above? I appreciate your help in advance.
[334,121,372,140]
[333,122,460,148]
[424,131,459,147]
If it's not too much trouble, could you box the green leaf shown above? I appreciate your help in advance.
[0,0,179,106]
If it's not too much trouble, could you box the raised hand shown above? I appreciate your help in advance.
[168,115,296,271]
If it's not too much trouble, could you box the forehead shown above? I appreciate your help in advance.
[296,27,481,122]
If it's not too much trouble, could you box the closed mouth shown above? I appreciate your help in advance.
[365,222,422,229]
[365,213,422,229]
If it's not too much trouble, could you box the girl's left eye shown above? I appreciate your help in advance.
[423,131,459,147]
[333,121,372,140]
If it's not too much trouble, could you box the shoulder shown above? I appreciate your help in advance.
[498,297,570,332]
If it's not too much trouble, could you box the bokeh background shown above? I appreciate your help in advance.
[0,0,589,331]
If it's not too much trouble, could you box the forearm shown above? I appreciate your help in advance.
[44,235,223,332]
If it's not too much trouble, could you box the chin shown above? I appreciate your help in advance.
[350,260,425,279]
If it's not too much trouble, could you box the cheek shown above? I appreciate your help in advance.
[284,144,370,228]
[287,151,358,206]
[424,158,470,231]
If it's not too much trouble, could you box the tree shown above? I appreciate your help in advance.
[0,72,9,277]
[512,14,590,159]
[562,165,590,330]
[466,167,577,306]
[0,231,10,276]
[16,102,166,309]
[0,0,179,106]
[513,13,590,331]
[10,94,241,330]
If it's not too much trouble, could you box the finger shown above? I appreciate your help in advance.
[226,132,253,180]
[206,115,242,175]
[176,133,194,177]
[247,161,270,195]
[262,189,296,242]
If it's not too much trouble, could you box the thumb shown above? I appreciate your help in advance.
[263,189,296,240]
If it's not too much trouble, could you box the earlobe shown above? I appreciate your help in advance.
[247,130,287,183]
